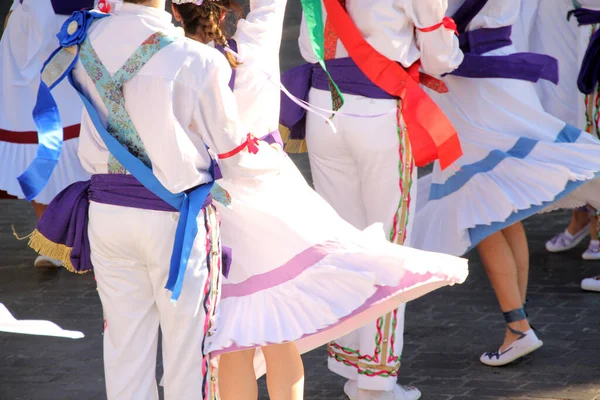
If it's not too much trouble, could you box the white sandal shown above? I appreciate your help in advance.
[480,308,543,367]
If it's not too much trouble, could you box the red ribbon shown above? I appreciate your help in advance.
[218,134,260,159]
[418,17,459,36]
[322,0,462,169]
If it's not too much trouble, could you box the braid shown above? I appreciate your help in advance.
[174,1,242,69]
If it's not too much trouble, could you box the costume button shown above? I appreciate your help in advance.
[171,213,179,222]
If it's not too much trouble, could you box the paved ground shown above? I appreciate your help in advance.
[2,2,600,400]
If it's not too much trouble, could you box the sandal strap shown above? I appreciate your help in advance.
[503,308,527,338]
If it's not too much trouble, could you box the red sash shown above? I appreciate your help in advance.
[322,0,462,169]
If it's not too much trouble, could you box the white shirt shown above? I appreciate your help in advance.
[74,3,282,193]
[232,0,287,135]
[298,0,463,77]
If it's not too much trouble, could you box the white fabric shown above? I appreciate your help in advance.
[526,0,579,126]
[0,303,84,339]
[298,0,463,76]
[90,202,215,400]
[231,0,286,135]
[412,0,600,257]
[74,3,283,193]
[0,0,90,203]
[306,89,414,391]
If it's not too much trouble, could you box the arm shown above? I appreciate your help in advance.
[405,0,464,76]
[233,0,288,59]
[192,53,283,179]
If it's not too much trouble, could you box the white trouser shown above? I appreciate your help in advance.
[306,88,417,392]
[90,201,219,400]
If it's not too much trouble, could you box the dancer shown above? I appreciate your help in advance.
[412,0,600,366]
[23,0,468,399]
[278,0,463,398]
[536,1,600,268]
[539,0,600,290]
[0,0,92,267]
[170,1,468,399]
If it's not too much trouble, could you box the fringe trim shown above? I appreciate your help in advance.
[279,125,308,154]
[19,229,87,274]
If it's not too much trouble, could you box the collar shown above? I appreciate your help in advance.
[118,2,173,25]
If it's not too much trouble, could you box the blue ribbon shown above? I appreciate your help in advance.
[18,11,109,200]
[21,13,214,302]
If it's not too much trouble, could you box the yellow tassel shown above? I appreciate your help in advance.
[279,125,308,154]
[24,230,88,274]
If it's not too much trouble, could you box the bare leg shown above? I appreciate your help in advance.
[589,207,598,240]
[501,222,529,304]
[218,349,258,400]
[477,230,531,351]
[567,209,590,235]
[262,343,304,400]
[32,201,47,220]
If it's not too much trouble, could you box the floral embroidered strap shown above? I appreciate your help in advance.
[79,31,181,172]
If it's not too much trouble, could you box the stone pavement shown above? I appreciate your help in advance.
[2,172,600,400]
[2,2,600,400]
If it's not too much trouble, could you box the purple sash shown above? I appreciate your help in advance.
[449,0,558,83]
[279,58,395,141]
[36,174,231,276]
[569,8,600,94]
[50,0,95,15]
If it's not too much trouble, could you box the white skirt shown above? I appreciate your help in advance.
[412,44,600,257]
[206,155,469,365]
[0,138,90,205]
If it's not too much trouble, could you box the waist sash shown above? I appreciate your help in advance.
[569,8,600,94]
[280,58,395,145]
[449,0,558,83]
[31,174,234,277]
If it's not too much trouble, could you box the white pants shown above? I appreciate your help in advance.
[306,88,417,392]
[90,201,220,400]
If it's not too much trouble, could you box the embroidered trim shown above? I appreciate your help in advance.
[200,205,222,400]
[79,31,180,173]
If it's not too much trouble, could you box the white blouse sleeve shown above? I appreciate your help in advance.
[404,0,464,76]
[191,54,283,179]
[233,0,287,59]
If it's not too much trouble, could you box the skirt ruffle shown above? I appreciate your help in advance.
[413,68,600,257]
[205,156,468,360]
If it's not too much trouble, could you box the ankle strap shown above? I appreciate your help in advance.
[503,308,527,324]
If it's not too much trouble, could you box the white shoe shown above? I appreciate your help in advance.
[344,380,422,400]
[582,241,600,260]
[581,275,600,292]
[34,255,62,268]
[480,329,543,367]
[545,225,589,252]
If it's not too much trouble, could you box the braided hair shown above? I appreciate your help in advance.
[173,0,242,68]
